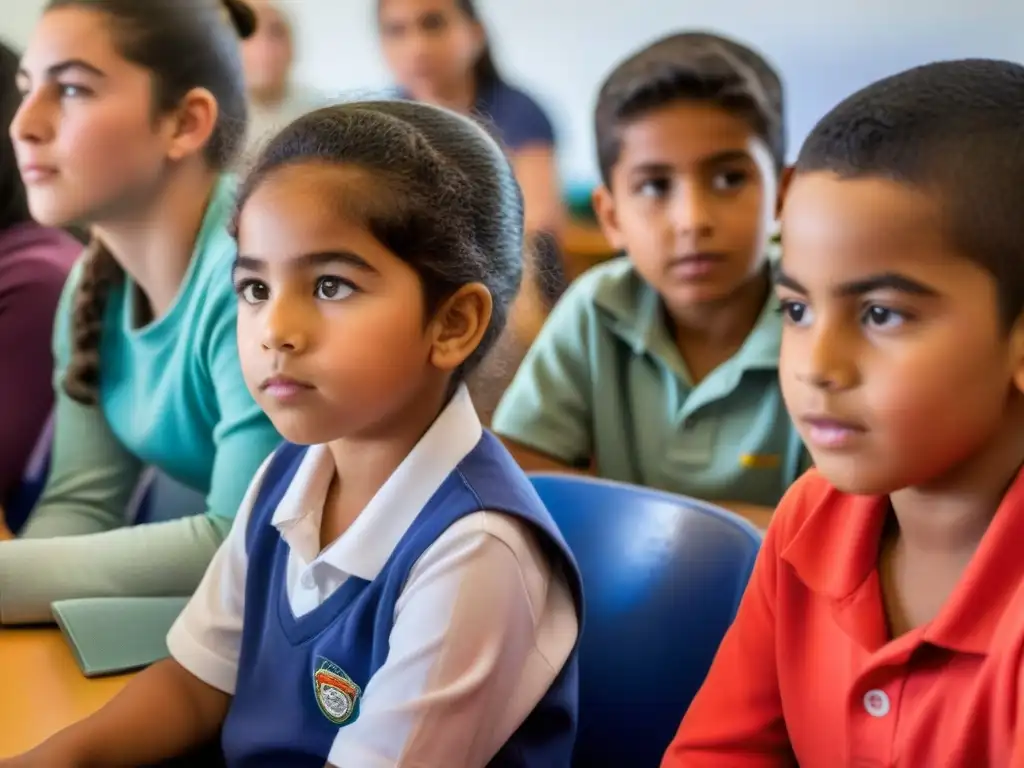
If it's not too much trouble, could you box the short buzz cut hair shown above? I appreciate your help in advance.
[797,58,1024,327]
[593,30,785,187]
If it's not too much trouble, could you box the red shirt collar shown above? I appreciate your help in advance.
[781,467,1024,654]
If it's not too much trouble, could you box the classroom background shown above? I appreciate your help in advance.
[7,0,1023,189]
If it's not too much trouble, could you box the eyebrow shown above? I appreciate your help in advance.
[17,59,107,81]
[628,151,752,176]
[773,267,940,298]
[233,251,379,274]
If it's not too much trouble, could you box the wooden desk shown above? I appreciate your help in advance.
[0,628,130,756]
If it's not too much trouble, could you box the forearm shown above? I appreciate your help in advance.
[38,658,229,767]
[0,513,232,624]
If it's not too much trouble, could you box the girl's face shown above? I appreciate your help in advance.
[11,7,178,227]
[234,162,477,446]
[378,0,485,101]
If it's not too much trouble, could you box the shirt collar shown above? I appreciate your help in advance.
[782,467,1024,655]
[593,259,781,377]
[271,384,483,581]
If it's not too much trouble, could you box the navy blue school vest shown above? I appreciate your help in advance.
[220,431,584,767]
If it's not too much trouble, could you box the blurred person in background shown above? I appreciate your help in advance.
[377,0,567,420]
[241,0,324,162]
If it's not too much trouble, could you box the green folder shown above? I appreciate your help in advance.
[51,596,189,678]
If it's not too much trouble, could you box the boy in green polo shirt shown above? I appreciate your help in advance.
[492,31,806,519]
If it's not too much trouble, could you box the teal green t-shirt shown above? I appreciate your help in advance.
[0,175,283,625]
[61,174,281,519]
[492,257,808,508]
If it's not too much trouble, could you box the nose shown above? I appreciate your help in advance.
[671,179,714,240]
[794,318,858,392]
[10,88,53,148]
[260,296,308,354]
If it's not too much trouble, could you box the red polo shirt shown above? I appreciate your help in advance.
[662,468,1024,767]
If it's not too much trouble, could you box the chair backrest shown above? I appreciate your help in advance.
[4,412,54,534]
[530,473,762,768]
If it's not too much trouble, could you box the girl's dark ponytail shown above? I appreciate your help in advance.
[62,242,123,405]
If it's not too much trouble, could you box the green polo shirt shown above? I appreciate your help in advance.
[492,257,806,507]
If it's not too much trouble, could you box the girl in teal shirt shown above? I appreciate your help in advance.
[0,0,282,623]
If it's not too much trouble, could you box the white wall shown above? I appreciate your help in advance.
[6,1,1022,187]
[286,0,1023,186]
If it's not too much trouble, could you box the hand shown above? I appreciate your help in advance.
[0,740,85,767]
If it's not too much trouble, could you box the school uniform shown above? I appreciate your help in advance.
[394,79,556,153]
[492,257,807,507]
[664,467,1024,766]
[168,385,583,767]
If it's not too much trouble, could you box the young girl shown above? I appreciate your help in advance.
[0,0,282,623]
[0,39,80,533]
[378,0,568,420]
[5,100,583,767]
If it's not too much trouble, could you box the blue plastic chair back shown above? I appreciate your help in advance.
[4,413,54,534]
[530,473,762,767]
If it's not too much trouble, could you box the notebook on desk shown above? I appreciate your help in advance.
[51,596,188,678]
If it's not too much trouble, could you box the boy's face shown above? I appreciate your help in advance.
[593,101,777,313]
[777,172,1024,495]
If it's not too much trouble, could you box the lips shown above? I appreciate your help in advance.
[19,163,58,183]
[800,415,866,450]
[259,374,314,401]
[667,253,727,279]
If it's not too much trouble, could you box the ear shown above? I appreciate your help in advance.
[775,165,795,220]
[162,87,220,163]
[591,183,627,252]
[427,283,493,372]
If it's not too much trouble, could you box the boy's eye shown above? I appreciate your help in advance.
[315,276,354,301]
[862,304,905,329]
[778,299,812,327]
[636,177,671,198]
[237,279,269,304]
[710,168,749,191]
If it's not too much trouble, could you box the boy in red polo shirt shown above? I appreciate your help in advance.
[662,58,1024,767]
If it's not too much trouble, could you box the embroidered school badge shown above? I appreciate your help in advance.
[313,658,361,725]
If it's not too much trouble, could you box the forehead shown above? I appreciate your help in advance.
[614,101,768,170]
[781,172,993,291]
[380,0,459,20]
[21,7,123,73]
[238,163,385,252]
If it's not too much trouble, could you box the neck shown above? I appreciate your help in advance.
[417,72,477,114]
[889,399,1024,556]
[92,165,219,320]
[324,378,451,522]
[249,81,289,109]
[671,266,770,346]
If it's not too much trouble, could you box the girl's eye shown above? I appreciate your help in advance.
[315,276,354,301]
[863,304,906,329]
[778,299,813,327]
[236,280,269,304]
[58,83,89,98]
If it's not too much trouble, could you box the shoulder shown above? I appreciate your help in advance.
[480,81,555,150]
[406,510,570,617]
